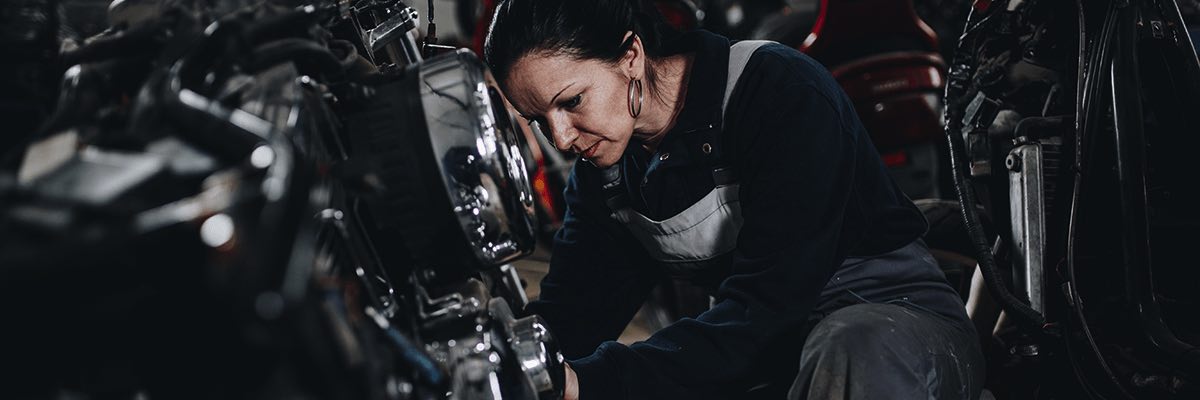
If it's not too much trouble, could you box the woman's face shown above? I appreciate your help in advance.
[503,45,643,169]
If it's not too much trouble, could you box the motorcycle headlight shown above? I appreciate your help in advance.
[416,49,537,267]
[345,49,536,271]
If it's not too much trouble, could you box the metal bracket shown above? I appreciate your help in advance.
[961,92,1002,177]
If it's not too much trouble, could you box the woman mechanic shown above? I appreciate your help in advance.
[484,0,985,398]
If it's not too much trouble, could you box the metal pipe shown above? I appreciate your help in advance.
[1006,143,1046,314]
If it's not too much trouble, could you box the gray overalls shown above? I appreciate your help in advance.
[596,41,985,399]
[599,41,769,273]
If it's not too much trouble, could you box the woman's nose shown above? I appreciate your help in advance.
[546,115,578,152]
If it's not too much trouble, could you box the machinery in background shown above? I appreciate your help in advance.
[943,0,1200,397]
[0,0,564,398]
[789,0,949,200]
[1,0,63,169]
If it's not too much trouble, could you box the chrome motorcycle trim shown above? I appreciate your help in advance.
[365,4,420,53]
[488,299,565,400]
[499,264,529,309]
[1006,143,1046,314]
[420,290,563,399]
[342,0,423,66]
[449,358,504,400]
[416,49,537,267]
[508,314,564,397]
[961,92,999,177]
[417,278,488,321]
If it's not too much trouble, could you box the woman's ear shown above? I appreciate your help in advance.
[620,31,645,80]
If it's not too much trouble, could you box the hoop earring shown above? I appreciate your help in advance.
[628,78,643,118]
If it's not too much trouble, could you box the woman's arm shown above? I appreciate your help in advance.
[526,165,665,360]
[569,78,862,399]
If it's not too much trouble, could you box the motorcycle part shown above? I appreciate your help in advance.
[346,49,536,273]
[1006,141,1046,313]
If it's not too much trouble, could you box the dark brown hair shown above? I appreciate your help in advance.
[483,0,680,92]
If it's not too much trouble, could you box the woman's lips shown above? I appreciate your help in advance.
[582,142,600,160]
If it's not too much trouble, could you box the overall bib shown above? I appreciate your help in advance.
[599,40,769,273]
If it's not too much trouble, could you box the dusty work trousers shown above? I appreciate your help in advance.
[786,302,984,399]
[780,241,986,399]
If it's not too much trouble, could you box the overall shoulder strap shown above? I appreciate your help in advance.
[722,40,773,128]
[713,40,774,185]
[603,40,776,204]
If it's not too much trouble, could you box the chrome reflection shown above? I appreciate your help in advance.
[416,50,536,267]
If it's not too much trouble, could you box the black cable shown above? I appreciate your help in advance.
[945,108,1046,330]
[1066,0,1135,397]
[328,39,361,70]
[944,1,1047,334]
[242,4,334,46]
[1067,150,1135,400]
[59,21,171,67]
[245,38,347,80]
[1064,331,1114,400]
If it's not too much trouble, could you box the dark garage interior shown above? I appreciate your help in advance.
[2,0,1199,398]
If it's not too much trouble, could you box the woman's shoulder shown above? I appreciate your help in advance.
[733,41,850,113]
[719,41,867,168]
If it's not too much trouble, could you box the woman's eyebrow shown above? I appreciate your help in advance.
[547,83,573,108]
[515,82,575,120]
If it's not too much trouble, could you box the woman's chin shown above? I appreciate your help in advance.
[583,152,620,169]
[579,141,627,169]
[584,157,615,169]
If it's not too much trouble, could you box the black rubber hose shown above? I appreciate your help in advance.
[241,4,334,46]
[1064,4,1134,396]
[59,22,169,67]
[143,58,269,164]
[945,106,1047,332]
[164,86,271,163]
[327,39,360,70]
[244,38,347,80]
[943,7,1047,333]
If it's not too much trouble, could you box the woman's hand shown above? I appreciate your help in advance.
[564,363,579,400]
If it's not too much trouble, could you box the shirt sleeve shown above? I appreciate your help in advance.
[569,80,861,399]
[525,165,665,360]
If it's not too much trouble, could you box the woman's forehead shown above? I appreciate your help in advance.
[504,53,611,113]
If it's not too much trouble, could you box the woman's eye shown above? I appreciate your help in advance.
[561,94,581,110]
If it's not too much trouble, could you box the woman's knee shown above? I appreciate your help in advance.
[802,303,920,357]
[792,303,982,400]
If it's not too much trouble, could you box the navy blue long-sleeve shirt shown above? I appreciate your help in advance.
[526,30,961,399]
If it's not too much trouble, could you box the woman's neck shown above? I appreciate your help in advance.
[633,53,694,153]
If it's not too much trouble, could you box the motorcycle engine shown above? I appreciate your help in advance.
[418,278,565,400]
[342,48,562,399]
[0,0,562,397]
